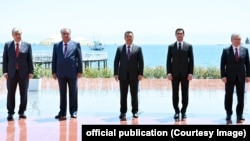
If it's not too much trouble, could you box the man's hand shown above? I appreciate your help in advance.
[138,75,143,81]
[3,73,8,80]
[167,74,173,80]
[114,75,119,81]
[246,77,250,82]
[77,73,82,78]
[187,74,193,81]
[29,74,33,79]
[221,77,227,83]
[52,73,57,80]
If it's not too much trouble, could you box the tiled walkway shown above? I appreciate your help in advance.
[0,78,249,141]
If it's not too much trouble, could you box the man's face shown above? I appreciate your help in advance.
[12,32,22,42]
[175,30,184,42]
[124,33,134,45]
[231,36,241,47]
[61,31,71,42]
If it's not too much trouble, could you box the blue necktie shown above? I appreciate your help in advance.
[64,44,67,57]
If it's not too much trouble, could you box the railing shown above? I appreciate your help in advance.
[0,51,108,69]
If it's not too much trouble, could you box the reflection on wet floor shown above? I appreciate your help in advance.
[0,79,250,140]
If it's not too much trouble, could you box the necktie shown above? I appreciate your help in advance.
[16,43,20,70]
[178,43,181,50]
[127,45,131,59]
[64,44,67,57]
[16,43,20,57]
[235,48,239,61]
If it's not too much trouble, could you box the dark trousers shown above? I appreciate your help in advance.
[57,77,78,116]
[119,75,139,114]
[225,78,245,117]
[171,76,189,114]
[7,70,29,115]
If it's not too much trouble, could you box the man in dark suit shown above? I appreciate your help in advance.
[114,31,144,121]
[167,28,194,121]
[220,33,250,124]
[2,27,34,121]
[52,28,83,120]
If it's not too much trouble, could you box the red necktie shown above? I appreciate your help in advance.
[235,48,239,61]
[16,43,20,57]
[127,46,131,59]
[16,43,20,69]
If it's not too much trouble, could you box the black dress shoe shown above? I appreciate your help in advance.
[7,114,14,121]
[133,113,138,118]
[181,113,187,121]
[237,116,245,123]
[55,115,66,120]
[119,113,126,121]
[19,114,27,119]
[226,115,232,124]
[174,113,180,121]
[71,114,77,118]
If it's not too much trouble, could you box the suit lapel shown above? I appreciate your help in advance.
[10,41,16,57]
[239,46,244,60]
[130,44,135,56]
[120,44,126,60]
[20,42,27,54]
[229,46,237,62]
[58,41,64,56]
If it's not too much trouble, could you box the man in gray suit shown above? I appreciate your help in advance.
[167,28,194,121]
[2,27,34,121]
[52,28,83,120]
[114,31,144,121]
[220,33,250,124]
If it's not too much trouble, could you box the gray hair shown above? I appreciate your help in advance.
[12,27,22,34]
[231,33,241,40]
[60,28,71,34]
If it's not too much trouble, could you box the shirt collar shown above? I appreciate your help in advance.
[14,41,21,46]
[177,41,183,46]
[233,46,240,49]
[126,44,132,48]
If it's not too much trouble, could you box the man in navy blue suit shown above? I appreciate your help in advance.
[2,27,34,121]
[220,33,250,124]
[114,31,144,121]
[52,28,83,120]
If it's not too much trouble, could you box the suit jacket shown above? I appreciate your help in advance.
[52,40,83,78]
[220,45,250,82]
[2,41,34,79]
[114,44,144,81]
[167,41,194,77]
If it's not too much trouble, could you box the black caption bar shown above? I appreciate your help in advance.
[82,125,250,141]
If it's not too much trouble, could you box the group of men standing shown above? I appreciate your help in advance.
[2,27,249,124]
[2,28,82,121]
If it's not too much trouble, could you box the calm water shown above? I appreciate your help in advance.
[1,43,250,68]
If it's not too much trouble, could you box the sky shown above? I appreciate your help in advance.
[0,0,250,45]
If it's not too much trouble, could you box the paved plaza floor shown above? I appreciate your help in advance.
[0,78,249,140]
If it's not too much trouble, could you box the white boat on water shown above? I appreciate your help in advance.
[89,41,104,51]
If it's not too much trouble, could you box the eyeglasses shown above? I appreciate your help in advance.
[176,33,183,35]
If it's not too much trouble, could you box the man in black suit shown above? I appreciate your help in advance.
[2,27,34,121]
[114,31,144,121]
[167,28,194,121]
[52,28,83,120]
[220,33,250,124]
